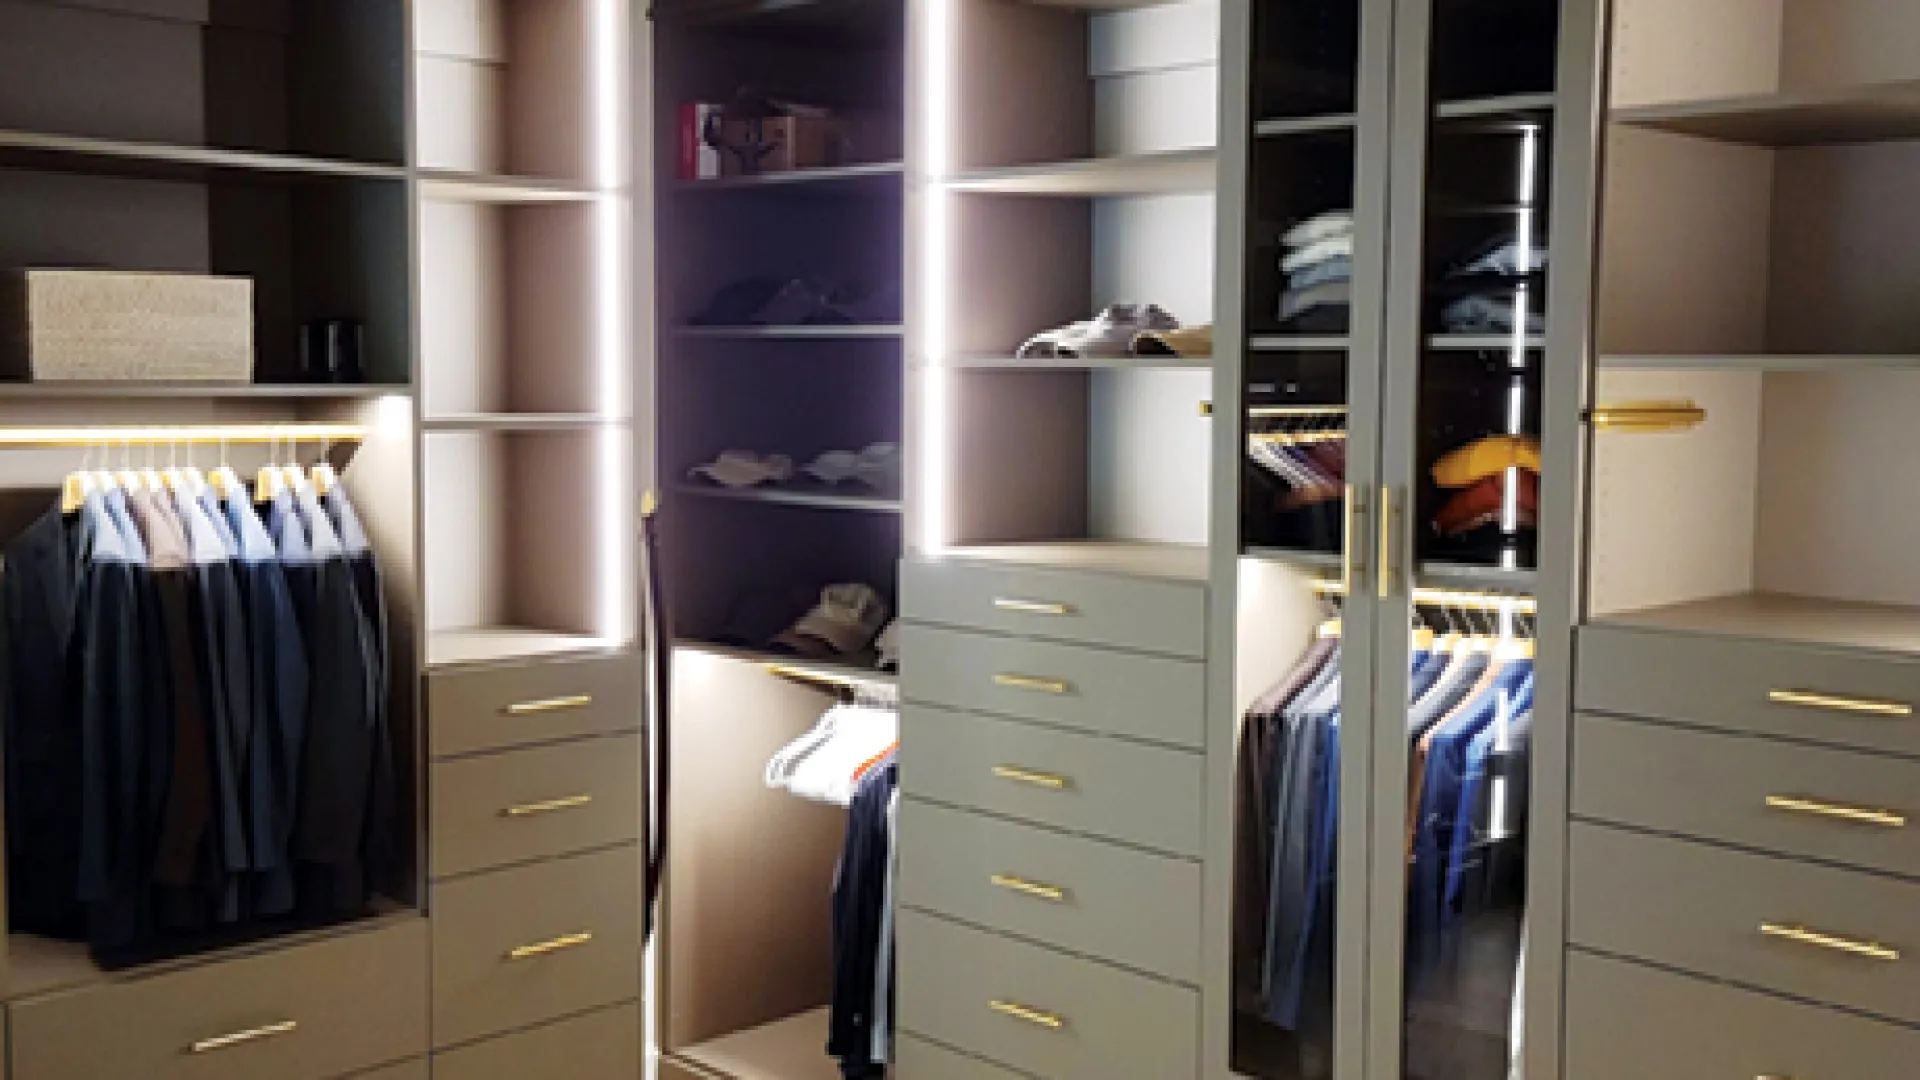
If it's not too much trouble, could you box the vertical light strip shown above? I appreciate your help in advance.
[919,0,957,554]
[590,0,629,641]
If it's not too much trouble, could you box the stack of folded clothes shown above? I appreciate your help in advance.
[1276,210,1353,332]
[1436,230,1546,335]
[1429,434,1540,551]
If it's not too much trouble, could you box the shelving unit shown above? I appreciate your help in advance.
[1613,80,1920,146]
[945,147,1217,196]
[674,160,905,192]
[673,324,903,340]
[675,482,902,514]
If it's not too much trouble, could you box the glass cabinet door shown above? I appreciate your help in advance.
[1372,1,1563,1078]
[1229,0,1394,1077]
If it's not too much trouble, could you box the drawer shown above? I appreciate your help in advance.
[353,1061,429,1080]
[434,1001,640,1080]
[1575,713,1920,878]
[1576,624,1920,756]
[430,733,642,878]
[903,554,1206,659]
[899,800,1202,983]
[902,704,1202,857]
[1567,950,1920,1080]
[898,910,1199,1080]
[900,624,1205,750]
[1569,821,1920,1026]
[432,844,642,1047]
[428,653,640,758]
[896,1035,1029,1078]
[11,918,427,1080]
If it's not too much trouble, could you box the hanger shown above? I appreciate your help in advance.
[1497,607,1537,661]
[138,438,164,495]
[256,432,287,503]
[115,437,143,492]
[61,442,95,514]
[1411,603,1435,651]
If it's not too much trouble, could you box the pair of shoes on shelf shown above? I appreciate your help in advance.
[1017,304,1203,360]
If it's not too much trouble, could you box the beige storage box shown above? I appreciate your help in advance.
[0,269,254,382]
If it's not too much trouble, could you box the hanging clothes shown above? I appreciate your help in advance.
[829,756,897,1080]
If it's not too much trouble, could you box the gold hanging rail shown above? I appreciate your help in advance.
[0,422,368,447]
[1586,399,1706,433]
[1311,577,1537,614]
[1249,430,1348,446]
[763,660,898,696]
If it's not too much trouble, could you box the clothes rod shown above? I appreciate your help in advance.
[764,661,898,695]
[1311,578,1537,613]
[0,423,368,447]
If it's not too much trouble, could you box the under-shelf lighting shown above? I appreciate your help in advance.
[919,0,957,554]
[590,0,629,642]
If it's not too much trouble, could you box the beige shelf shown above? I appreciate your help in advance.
[417,170,598,204]
[426,627,621,669]
[1599,353,1920,372]
[0,128,405,183]
[945,147,1216,197]
[1613,80,1920,146]
[941,354,1210,370]
[671,1007,846,1080]
[942,540,1210,582]
[680,641,895,689]
[1593,592,1920,655]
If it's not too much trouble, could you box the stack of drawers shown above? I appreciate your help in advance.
[894,553,1208,1079]
[1566,625,1920,1080]
[424,654,645,1077]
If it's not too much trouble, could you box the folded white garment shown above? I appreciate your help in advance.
[1283,210,1355,248]
[1281,235,1355,274]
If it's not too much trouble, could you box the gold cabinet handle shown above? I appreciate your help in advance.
[991,874,1069,902]
[994,673,1072,695]
[992,764,1070,790]
[1342,483,1368,593]
[989,999,1065,1030]
[995,597,1075,617]
[189,1019,298,1054]
[1769,689,1913,718]
[506,931,595,961]
[1588,399,1707,432]
[1377,484,1401,600]
[502,793,595,818]
[1759,922,1900,962]
[1765,795,1907,829]
[504,694,594,716]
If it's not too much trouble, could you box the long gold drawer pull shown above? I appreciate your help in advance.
[1765,795,1907,829]
[989,999,1065,1030]
[995,673,1072,695]
[1588,399,1707,432]
[1768,689,1913,718]
[991,874,1069,902]
[995,597,1075,617]
[1759,923,1900,962]
[1756,1075,1799,1080]
[506,931,595,961]
[504,694,594,716]
[992,765,1070,790]
[188,1019,298,1054]
[502,794,595,818]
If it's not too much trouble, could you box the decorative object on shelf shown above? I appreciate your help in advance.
[1016,303,1180,360]
[0,269,253,383]
[299,318,365,384]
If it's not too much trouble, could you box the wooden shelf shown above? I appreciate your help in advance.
[675,161,904,192]
[0,128,405,184]
[417,170,597,204]
[1595,592,1920,655]
[422,413,621,433]
[1612,81,1920,146]
[677,482,903,514]
[675,324,905,340]
[1600,353,1920,372]
[945,147,1216,197]
[942,354,1211,370]
[426,628,622,670]
[670,1007,843,1080]
[0,383,408,399]
[1255,114,1357,138]
[941,540,1209,582]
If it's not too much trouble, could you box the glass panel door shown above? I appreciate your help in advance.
[1375,1,1560,1078]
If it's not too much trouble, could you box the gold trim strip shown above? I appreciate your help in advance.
[1377,485,1399,600]
[1769,689,1913,718]
[989,999,1066,1030]
[506,931,595,961]
[991,874,1069,902]
[994,597,1075,617]
[1759,922,1900,962]
[504,694,594,716]
[188,1020,299,1054]
[1765,795,1906,829]
[502,794,595,818]
[994,673,1072,695]
[992,765,1070,790]
[1589,399,1707,432]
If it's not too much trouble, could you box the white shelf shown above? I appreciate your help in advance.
[1251,335,1349,351]
[1600,353,1920,372]
[1255,114,1357,138]
[945,147,1216,197]
[942,355,1210,371]
[679,641,895,689]
[675,324,905,340]
[1612,80,1920,146]
[671,1008,843,1080]
[0,128,405,183]
[675,160,904,192]
[417,170,597,204]
[677,482,903,514]
[940,540,1209,582]
[422,413,620,433]
[426,628,621,670]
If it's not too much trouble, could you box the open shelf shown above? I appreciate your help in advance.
[1255,113,1357,138]
[676,324,905,340]
[417,170,599,204]
[1419,561,1538,594]
[1594,593,1920,656]
[945,147,1217,197]
[1601,353,1920,372]
[680,641,895,688]
[672,1007,843,1080]
[0,382,409,399]
[1429,334,1546,351]
[422,413,619,433]
[1436,91,1557,122]
[941,540,1210,582]
[677,482,902,514]
[1613,80,1920,147]
[675,160,905,193]
[426,627,618,670]
[0,129,406,184]
[1251,335,1350,351]
[942,354,1210,371]
[1245,545,1342,576]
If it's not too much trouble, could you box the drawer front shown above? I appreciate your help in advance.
[896,1035,1029,1078]
[1575,713,1920,878]
[434,1001,641,1080]
[430,733,643,879]
[11,918,428,1080]
[1569,821,1920,1025]
[353,1061,429,1080]
[1567,950,1920,1080]
[432,844,642,1047]
[900,625,1205,749]
[902,704,1202,857]
[898,910,1199,1080]
[428,653,639,758]
[1577,624,1920,755]
[903,557,1206,659]
[899,800,1202,983]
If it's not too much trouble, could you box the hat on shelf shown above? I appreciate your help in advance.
[1016,303,1180,360]
[1132,325,1213,359]
[689,450,794,488]
[772,583,891,659]
[802,442,902,490]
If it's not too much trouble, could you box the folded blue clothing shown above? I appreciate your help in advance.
[1442,293,1544,335]
[1451,232,1547,279]
[1288,255,1353,292]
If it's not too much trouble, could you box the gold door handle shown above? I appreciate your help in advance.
[1588,399,1707,432]
[1765,795,1907,829]
[989,999,1066,1030]
[991,874,1069,902]
[188,1019,299,1054]
[1377,485,1401,599]
[995,597,1075,617]
[1769,689,1913,718]
[995,673,1072,695]
[992,765,1070,790]
[504,694,594,716]
[1342,484,1368,594]
[502,794,595,818]
[506,931,595,961]
[1759,923,1900,962]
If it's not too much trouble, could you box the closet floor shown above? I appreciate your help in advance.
[674,1007,845,1080]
